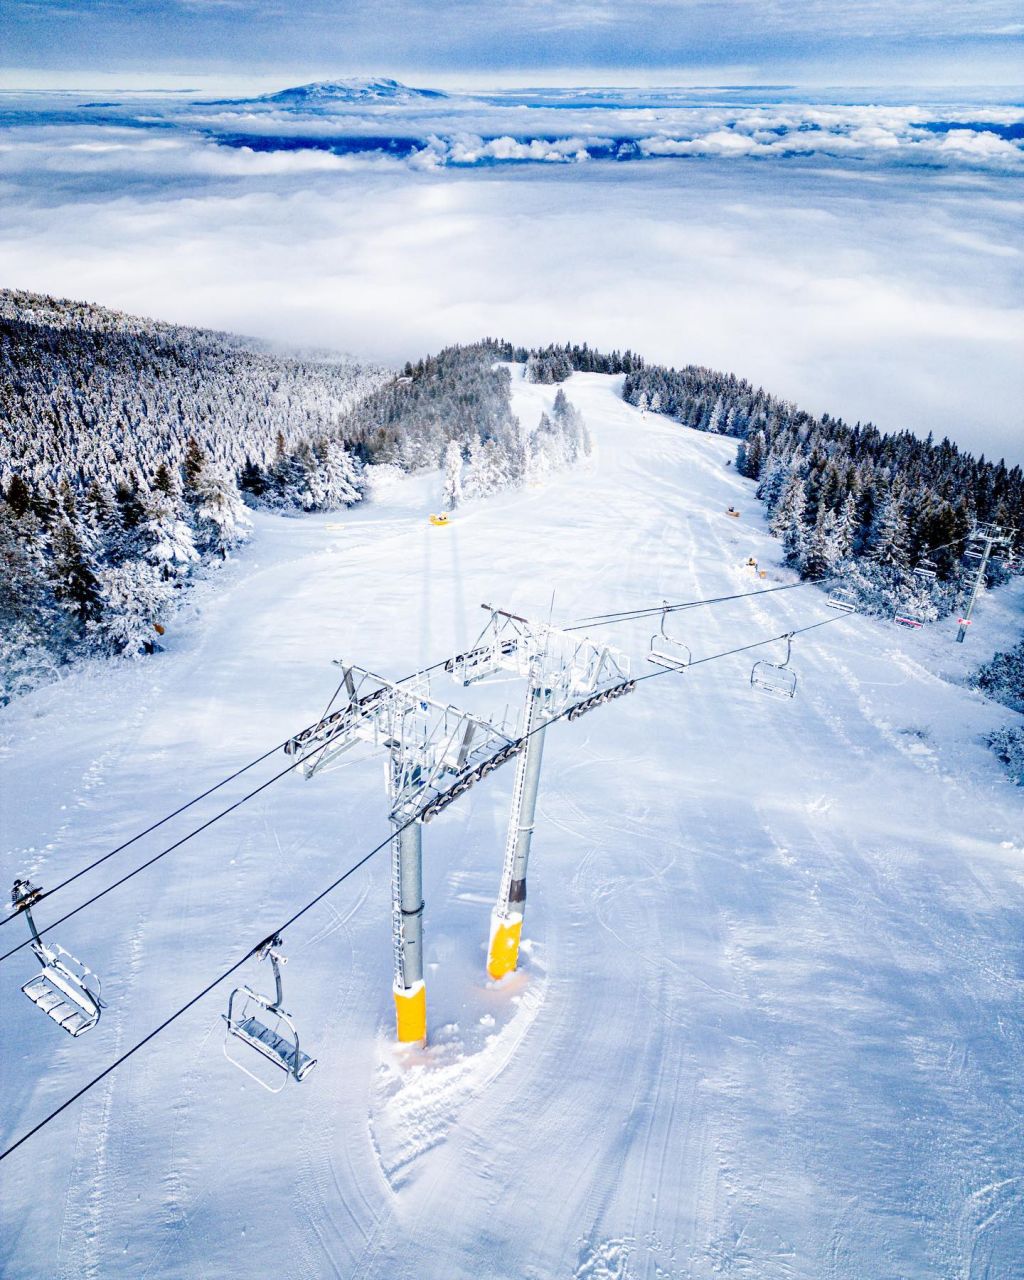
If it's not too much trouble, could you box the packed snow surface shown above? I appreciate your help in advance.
[2,371,1023,1278]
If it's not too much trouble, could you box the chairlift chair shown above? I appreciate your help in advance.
[750,633,798,699]
[10,879,105,1036]
[647,605,691,672]
[826,587,857,614]
[894,612,923,629]
[223,934,317,1092]
[913,558,938,581]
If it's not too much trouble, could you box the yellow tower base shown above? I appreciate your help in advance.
[487,909,524,980]
[393,980,426,1043]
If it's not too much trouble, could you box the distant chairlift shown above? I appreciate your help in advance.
[647,605,691,672]
[10,878,105,1037]
[913,558,939,582]
[223,934,317,1092]
[893,610,923,629]
[750,633,798,699]
[826,587,857,614]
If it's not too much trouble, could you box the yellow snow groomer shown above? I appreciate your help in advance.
[429,513,450,527]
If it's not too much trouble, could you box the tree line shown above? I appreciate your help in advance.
[621,362,1022,622]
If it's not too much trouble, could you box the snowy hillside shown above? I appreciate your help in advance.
[1,369,1023,1278]
[0,288,386,488]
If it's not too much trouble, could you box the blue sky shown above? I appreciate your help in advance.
[1,0,1022,88]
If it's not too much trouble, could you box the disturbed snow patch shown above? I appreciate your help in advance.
[369,943,548,1189]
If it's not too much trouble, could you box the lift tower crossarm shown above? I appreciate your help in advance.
[448,604,635,718]
[285,664,518,821]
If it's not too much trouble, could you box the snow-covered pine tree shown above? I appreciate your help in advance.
[194,465,252,556]
[49,509,102,631]
[463,435,508,500]
[301,439,362,512]
[90,562,174,656]
[442,440,463,510]
[140,489,199,579]
[182,436,207,503]
[868,490,911,569]
[0,498,62,698]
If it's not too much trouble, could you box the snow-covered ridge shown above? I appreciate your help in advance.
[259,77,447,106]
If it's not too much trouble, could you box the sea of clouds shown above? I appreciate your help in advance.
[0,84,1021,459]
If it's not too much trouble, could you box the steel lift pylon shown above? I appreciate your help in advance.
[449,606,635,980]
[285,664,521,1042]
[956,523,1015,643]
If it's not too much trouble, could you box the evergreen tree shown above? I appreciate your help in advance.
[442,440,463,510]
[301,440,362,512]
[90,562,174,656]
[182,436,207,500]
[153,462,176,497]
[50,511,102,629]
[869,491,911,569]
[194,466,251,556]
[5,473,31,518]
[140,490,198,579]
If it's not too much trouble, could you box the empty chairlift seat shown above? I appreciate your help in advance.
[223,935,317,1092]
[647,605,691,673]
[225,993,317,1085]
[826,587,857,614]
[750,633,798,699]
[10,878,104,1037]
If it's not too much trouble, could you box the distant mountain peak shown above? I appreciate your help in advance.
[261,77,446,106]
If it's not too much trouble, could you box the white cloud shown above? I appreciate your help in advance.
[0,98,1021,461]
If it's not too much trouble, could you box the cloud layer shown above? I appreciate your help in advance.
[0,87,1021,462]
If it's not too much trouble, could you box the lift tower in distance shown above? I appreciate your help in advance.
[449,605,635,981]
[285,664,521,1043]
[957,523,1015,644]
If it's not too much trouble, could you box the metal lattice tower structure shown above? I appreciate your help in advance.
[956,523,1015,644]
[449,606,635,979]
[285,663,521,1041]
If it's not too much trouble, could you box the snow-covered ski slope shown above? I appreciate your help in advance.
[2,369,1024,1280]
